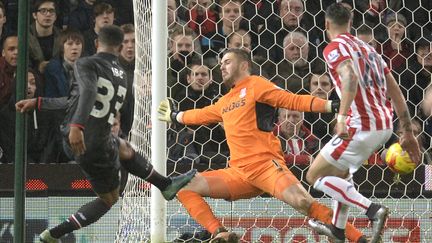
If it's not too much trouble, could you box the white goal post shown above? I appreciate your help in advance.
[116,0,167,242]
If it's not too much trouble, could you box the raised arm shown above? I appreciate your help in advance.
[254,76,338,113]
[385,72,421,163]
[158,98,222,126]
[334,59,359,140]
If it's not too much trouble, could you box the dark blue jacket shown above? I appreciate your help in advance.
[44,58,72,98]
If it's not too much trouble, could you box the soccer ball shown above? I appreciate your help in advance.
[384,143,416,175]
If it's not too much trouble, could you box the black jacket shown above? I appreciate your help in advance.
[64,52,127,148]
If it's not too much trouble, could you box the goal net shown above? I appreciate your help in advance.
[118,0,432,242]
[116,0,153,242]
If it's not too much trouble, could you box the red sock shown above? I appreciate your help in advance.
[177,190,222,234]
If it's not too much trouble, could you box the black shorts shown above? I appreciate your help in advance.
[63,135,121,194]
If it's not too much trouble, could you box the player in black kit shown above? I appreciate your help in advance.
[38,26,197,243]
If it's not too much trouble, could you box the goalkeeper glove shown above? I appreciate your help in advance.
[158,98,181,125]
[330,99,340,113]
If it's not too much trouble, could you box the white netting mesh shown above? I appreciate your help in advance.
[116,0,152,242]
[119,0,432,242]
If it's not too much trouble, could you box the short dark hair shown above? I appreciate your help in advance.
[222,48,252,69]
[3,34,17,49]
[28,67,38,77]
[28,67,43,97]
[310,59,326,75]
[93,2,114,17]
[98,25,124,47]
[33,0,57,13]
[305,59,328,89]
[357,25,373,36]
[120,24,134,35]
[339,0,354,8]
[415,38,431,53]
[186,57,210,76]
[325,3,351,26]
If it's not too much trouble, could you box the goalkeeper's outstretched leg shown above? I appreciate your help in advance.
[177,166,367,242]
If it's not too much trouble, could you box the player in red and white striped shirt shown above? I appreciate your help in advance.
[306,3,421,243]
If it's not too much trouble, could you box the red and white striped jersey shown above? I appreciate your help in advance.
[323,33,393,131]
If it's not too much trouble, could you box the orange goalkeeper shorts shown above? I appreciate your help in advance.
[201,159,300,201]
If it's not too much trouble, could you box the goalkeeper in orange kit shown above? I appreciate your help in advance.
[158,48,368,242]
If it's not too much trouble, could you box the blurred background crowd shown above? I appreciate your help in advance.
[0,0,431,166]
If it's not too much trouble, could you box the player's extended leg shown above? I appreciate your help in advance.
[118,138,196,200]
[40,135,129,243]
[177,168,262,241]
[252,159,366,243]
[40,188,120,243]
[306,154,388,243]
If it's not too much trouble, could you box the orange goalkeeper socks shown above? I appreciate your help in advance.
[345,221,364,243]
[177,190,222,234]
[308,201,363,242]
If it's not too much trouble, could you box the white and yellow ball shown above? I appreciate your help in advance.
[385,143,416,175]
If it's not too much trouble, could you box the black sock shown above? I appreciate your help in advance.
[146,170,171,191]
[331,224,345,240]
[366,203,381,220]
[50,198,111,238]
[120,152,171,191]
[120,152,154,178]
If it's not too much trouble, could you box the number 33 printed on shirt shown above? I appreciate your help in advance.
[90,77,127,125]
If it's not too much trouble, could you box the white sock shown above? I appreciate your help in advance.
[332,176,352,229]
[332,200,350,229]
[313,176,372,213]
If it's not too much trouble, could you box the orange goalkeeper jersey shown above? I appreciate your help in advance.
[182,75,327,167]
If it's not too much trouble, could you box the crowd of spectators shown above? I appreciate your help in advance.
[0,0,135,163]
[0,0,431,166]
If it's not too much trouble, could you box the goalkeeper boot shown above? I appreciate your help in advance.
[369,205,389,243]
[308,219,345,243]
[210,227,240,243]
[39,230,60,243]
[161,169,197,200]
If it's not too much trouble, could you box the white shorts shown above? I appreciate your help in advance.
[320,128,392,173]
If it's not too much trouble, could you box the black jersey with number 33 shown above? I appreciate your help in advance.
[64,52,127,146]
